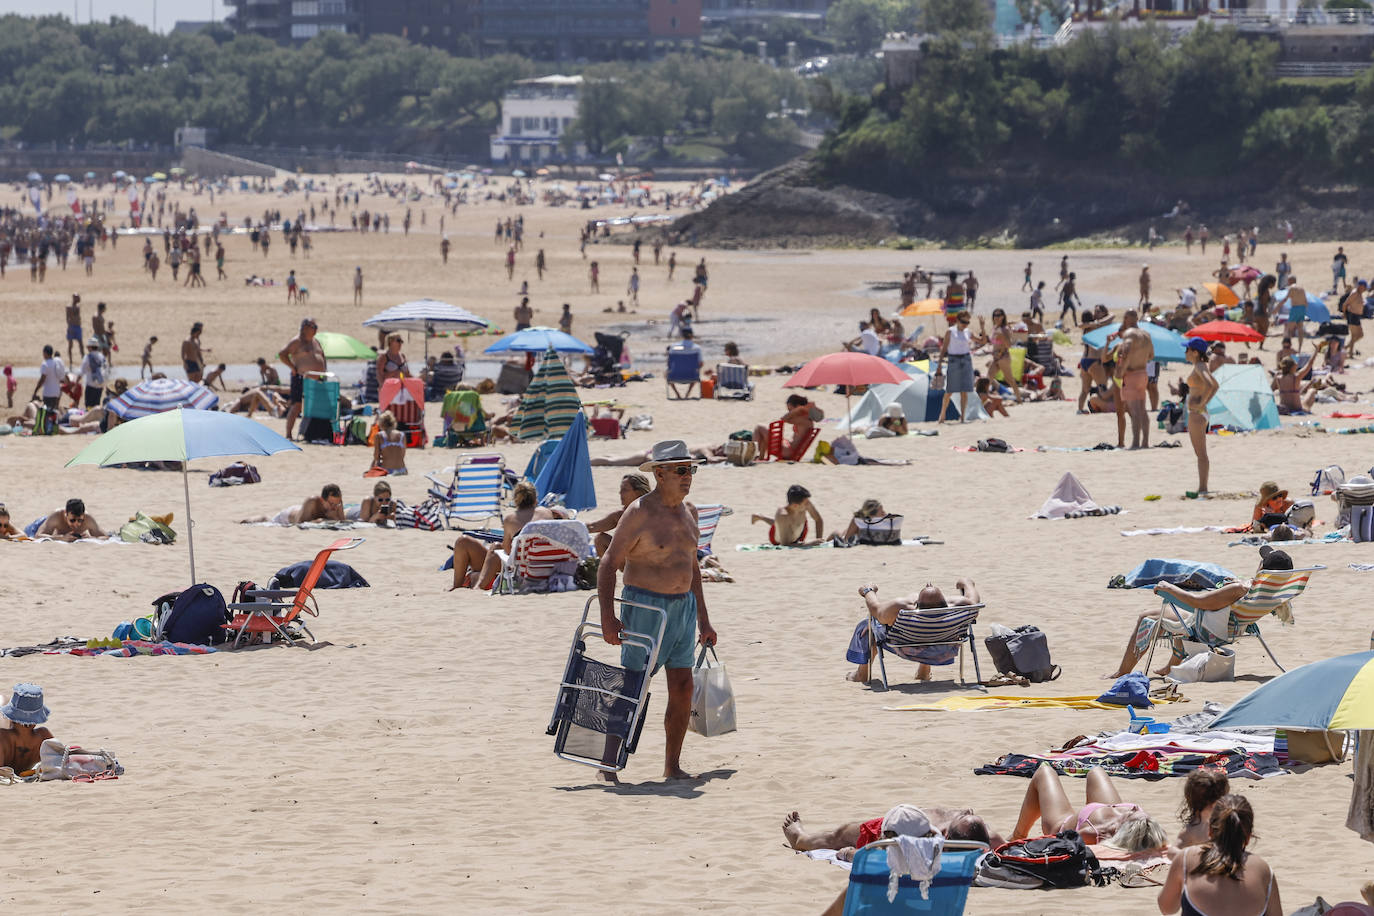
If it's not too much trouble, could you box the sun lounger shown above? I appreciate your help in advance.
[715,363,754,400]
[842,839,987,915]
[425,454,506,529]
[547,594,666,772]
[224,536,363,648]
[867,603,986,690]
[1142,566,1323,674]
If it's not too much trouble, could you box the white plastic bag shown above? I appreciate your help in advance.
[1167,643,1236,684]
[689,645,737,737]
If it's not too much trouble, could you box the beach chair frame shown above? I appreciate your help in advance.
[867,603,986,691]
[425,454,506,530]
[842,839,987,915]
[1141,565,1323,675]
[764,419,820,462]
[224,537,364,648]
[547,594,667,772]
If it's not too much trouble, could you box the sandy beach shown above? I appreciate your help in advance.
[1,175,1372,912]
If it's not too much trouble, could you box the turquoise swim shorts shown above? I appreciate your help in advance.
[619,584,698,674]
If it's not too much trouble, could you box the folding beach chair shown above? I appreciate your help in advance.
[867,603,986,690]
[665,347,702,399]
[547,593,666,772]
[695,503,733,557]
[379,377,428,448]
[1141,566,1323,674]
[714,363,754,400]
[224,537,364,648]
[425,454,506,529]
[493,520,592,594]
[842,839,987,915]
[301,375,340,440]
[439,389,487,447]
[764,419,820,462]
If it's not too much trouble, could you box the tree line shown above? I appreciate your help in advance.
[818,18,1374,189]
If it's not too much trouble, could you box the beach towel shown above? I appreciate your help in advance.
[1115,558,1237,590]
[736,539,928,551]
[1327,412,1374,419]
[884,693,1184,712]
[1120,526,1227,537]
[975,750,1283,781]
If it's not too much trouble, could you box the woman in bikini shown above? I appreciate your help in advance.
[982,312,1023,403]
[1011,763,1167,853]
[1184,338,1220,494]
[1272,355,1313,414]
[376,334,409,385]
[1157,795,1281,916]
[370,410,408,476]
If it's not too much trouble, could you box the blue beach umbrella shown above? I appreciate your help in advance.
[533,411,596,510]
[1207,364,1280,431]
[1212,650,1374,730]
[483,326,594,356]
[1082,322,1188,363]
[54,173,71,183]
[67,409,300,583]
[1275,288,1331,324]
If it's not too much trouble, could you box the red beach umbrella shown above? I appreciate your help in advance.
[1185,320,1264,343]
[784,351,910,419]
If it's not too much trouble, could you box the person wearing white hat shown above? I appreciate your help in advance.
[597,439,717,782]
[0,683,54,772]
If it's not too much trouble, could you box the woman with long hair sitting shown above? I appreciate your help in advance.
[1157,794,1281,916]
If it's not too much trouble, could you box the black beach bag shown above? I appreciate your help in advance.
[984,625,1060,683]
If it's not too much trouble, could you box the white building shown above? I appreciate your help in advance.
[489,75,586,165]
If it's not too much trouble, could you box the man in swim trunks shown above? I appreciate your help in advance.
[782,803,1001,863]
[598,440,717,782]
[65,294,84,363]
[181,322,207,383]
[279,317,328,441]
[751,484,824,546]
[1113,310,1154,449]
[846,579,981,684]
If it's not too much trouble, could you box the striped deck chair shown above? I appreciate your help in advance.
[714,363,754,400]
[868,603,986,690]
[494,520,592,595]
[425,454,505,529]
[1143,566,1323,674]
[695,503,733,556]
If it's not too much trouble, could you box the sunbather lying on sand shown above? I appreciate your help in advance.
[1012,763,1170,855]
[0,504,19,540]
[1106,546,1291,679]
[846,579,979,682]
[241,483,345,526]
[36,498,106,541]
[222,386,287,418]
[782,803,1002,862]
[591,441,726,466]
[751,484,823,545]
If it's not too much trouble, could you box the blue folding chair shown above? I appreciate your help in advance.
[665,348,702,399]
[867,603,985,690]
[425,454,506,530]
[714,363,754,400]
[842,840,986,915]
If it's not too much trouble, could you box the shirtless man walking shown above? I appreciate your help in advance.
[181,322,208,383]
[65,294,84,363]
[278,317,327,440]
[1113,311,1154,449]
[598,440,717,782]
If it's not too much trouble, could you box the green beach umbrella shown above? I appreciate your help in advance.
[67,409,300,583]
[515,348,580,442]
[315,331,376,360]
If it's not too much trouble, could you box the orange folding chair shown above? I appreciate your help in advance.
[764,420,819,462]
[224,537,364,647]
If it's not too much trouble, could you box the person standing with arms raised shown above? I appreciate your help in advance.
[597,440,717,783]
[279,317,327,441]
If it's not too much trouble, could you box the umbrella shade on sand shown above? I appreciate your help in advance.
[785,351,910,420]
[1201,282,1240,307]
[67,409,299,583]
[515,348,581,442]
[106,377,219,420]
[1207,363,1280,431]
[533,411,596,510]
[1187,320,1264,343]
[1082,322,1188,363]
[1212,650,1374,730]
[314,331,376,360]
[483,326,594,356]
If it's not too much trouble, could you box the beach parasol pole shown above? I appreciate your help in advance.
[182,460,197,583]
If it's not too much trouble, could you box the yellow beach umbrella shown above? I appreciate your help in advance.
[1202,282,1240,307]
[900,298,944,317]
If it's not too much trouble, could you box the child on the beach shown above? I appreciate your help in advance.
[202,364,228,391]
[3,365,14,408]
[141,336,157,378]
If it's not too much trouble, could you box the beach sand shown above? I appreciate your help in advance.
[1,177,1372,912]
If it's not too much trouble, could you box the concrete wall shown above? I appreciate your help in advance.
[0,148,168,182]
[178,146,279,179]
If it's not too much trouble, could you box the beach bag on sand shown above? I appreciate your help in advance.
[984,626,1060,683]
[162,584,230,645]
[1167,644,1236,684]
[1279,729,1348,765]
[689,646,736,738]
[976,438,1010,453]
[975,831,1107,889]
[1311,465,1345,496]
[37,740,123,781]
[724,438,755,467]
[209,462,261,487]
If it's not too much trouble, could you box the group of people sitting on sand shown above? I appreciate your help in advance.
[784,766,1283,916]
[748,489,902,548]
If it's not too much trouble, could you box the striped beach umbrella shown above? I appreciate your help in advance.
[515,348,580,442]
[106,377,218,420]
[1212,650,1374,730]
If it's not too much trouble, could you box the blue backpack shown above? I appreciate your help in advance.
[162,584,230,645]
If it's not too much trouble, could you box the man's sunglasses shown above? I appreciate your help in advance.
[662,465,697,477]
